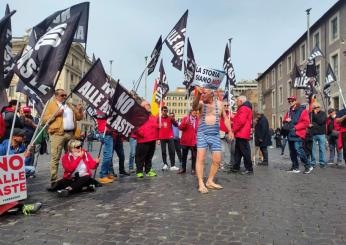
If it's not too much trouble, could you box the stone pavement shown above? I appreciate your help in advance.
[1,142,346,245]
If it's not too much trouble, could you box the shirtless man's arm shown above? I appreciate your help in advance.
[192,87,203,115]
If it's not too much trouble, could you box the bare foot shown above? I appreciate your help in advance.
[198,184,209,194]
[206,181,223,190]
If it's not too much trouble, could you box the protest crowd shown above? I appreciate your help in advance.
[0,2,345,217]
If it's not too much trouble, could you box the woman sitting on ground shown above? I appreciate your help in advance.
[54,139,99,197]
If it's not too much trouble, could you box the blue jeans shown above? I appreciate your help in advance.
[288,140,310,169]
[99,135,114,178]
[328,137,342,162]
[311,135,327,166]
[129,138,137,169]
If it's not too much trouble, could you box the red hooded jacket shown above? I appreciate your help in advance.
[179,115,198,146]
[283,105,310,140]
[232,101,253,140]
[61,151,97,179]
[159,116,177,140]
[135,114,159,143]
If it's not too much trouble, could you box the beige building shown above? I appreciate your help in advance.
[257,0,346,129]
[233,80,258,112]
[8,34,95,131]
[165,87,191,121]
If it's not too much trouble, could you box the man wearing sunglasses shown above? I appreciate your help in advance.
[283,96,312,174]
[43,89,84,187]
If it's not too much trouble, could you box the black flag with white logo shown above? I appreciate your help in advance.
[325,63,336,85]
[14,13,81,104]
[16,80,44,115]
[147,36,162,76]
[74,59,115,114]
[183,38,196,90]
[292,64,308,88]
[107,84,149,137]
[155,59,169,103]
[306,58,317,78]
[0,5,16,89]
[164,10,188,71]
[223,44,236,86]
[308,45,324,61]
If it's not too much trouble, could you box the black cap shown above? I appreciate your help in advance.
[12,128,26,137]
[328,108,335,114]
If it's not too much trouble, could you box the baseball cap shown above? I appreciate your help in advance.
[328,108,335,114]
[287,96,297,101]
[22,107,31,113]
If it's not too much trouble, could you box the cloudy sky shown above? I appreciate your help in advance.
[0,0,339,100]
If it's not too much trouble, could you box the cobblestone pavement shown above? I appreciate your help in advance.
[1,142,346,245]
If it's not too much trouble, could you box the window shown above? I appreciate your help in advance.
[287,80,293,98]
[333,96,340,111]
[279,116,283,128]
[329,13,339,43]
[272,114,276,129]
[70,74,74,83]
[278,63,282,79]
[287,54,293,73]
[271,69,276,85]
[300,43,306,63]
[279,86,283,105]
[330,51,339,80]
[266,75,269,89]
[9,85,15,97]
[313,30,320,48]
[271,89,276,108]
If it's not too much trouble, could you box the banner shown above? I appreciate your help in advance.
[0,154,27,205]
[223,44,236,86]
[155,59,169,103]
[192,65,225,90]
[164,10,188,71]
[14,13,82,104]
[0,5,16,89]
[16,80,44,115]
[74,59,115,114]
[147,36,162,76]
[108,84,149,137]
[183,38,196,90]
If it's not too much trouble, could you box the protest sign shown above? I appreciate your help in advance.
[0,154,27,205]
[192,65,225,90]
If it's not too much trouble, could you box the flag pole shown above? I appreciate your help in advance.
[306,8,313,122]
[93,128,106,179]
[228,38,233,120]
[144,56,148,100]
[6,93,21,155]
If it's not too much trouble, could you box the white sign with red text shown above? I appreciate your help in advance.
[0,154,27,205]
[192,65,225,90]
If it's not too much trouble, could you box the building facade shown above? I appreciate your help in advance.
[165,87,191,121]
[257,0,346,129]
[7,34,95,131]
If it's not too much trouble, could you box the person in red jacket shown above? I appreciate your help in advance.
[177,110,199,174]
[53,139,100,197]
[326,108,342,164]
[134,101,159,178]
[230,96,254,174]
[283,96,312,174]
[159,106,179,171]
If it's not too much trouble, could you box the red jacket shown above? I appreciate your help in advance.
[326,116,340,133]
[179,115,198,146]
[0,114,5,140]
[135,114,159,143]
[96,112,111,133]
[61,150,97,179]
[283,106,310,140]
[159,116,176,140]
[232,102,253,140]
[220,111,233,133]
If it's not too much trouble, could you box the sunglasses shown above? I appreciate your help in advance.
[74,146,81,149]
[60,94,67,98]
[224,105,229,107]
[163,109,168,112]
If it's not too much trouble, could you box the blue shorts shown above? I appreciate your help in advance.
[197,132,222,152]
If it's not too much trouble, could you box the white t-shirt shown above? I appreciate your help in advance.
[72,158,89,177]
[57,102,75,130]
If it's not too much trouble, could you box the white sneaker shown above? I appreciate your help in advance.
[170,166,179,171]
[162,164,169,170]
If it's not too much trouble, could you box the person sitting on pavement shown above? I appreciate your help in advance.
[51,139,99,197]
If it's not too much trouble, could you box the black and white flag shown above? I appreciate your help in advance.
[223,44,236,86]
[325,63,337,85]
[86,106,98,118]
[0,5,16,89]
[308,45,324,61]
[305,58,317,78]
[155,59,169,103]
[292,64,308,88]
[164,10,188,71]
[323,83,331,105]
[107,84,149,137]
[14,13,82,104]
[16,81,44,115]
[147,36,162,76]
[74,59,115,114]
[183,38,196,90]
